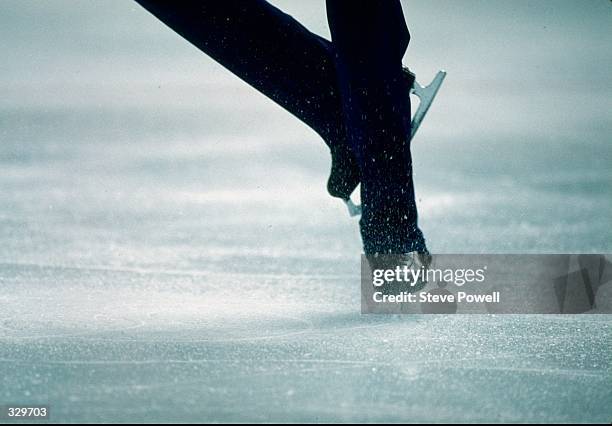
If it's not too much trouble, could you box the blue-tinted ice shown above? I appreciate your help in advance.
[1,0,611,422]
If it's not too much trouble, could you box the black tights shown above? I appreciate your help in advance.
[135,0,426,254]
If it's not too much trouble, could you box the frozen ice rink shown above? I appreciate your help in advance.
[1,0,611,423]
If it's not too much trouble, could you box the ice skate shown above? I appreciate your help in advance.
[326,144,360,201]
[343,68,446,217]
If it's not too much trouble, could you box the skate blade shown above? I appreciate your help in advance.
[410,70,446,141]
[344,70,446,217]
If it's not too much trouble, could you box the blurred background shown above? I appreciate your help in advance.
[1,0,611,257]
[0,1,611,422]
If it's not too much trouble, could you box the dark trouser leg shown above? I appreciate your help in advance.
[326,0,426,254]
[134,0,359,198]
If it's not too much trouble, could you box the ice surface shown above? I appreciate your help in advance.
[1,103,610,423]
[1,0,611,422]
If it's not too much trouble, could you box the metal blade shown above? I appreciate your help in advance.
[410,70,446,141]
[343,70,447,217]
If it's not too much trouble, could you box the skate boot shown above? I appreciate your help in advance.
[326,67,416,202]
[327,144,360,201]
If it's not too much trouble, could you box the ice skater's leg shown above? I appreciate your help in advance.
[326,0,426,254]
[135,0,359,198]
